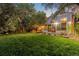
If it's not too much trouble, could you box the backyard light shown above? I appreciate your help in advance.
[63,18,67,21]
[54,22,59,31]
[54,22,59,25]
[68,21,72,25]
[61,17,67,23]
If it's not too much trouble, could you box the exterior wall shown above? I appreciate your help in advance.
[55,12,74,33]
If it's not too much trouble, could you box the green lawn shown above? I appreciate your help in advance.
[0,33,79,56]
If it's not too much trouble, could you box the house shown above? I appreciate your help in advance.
[55,12,74,34]
[46,4,79,34]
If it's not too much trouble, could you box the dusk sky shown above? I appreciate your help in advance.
[34,3,57,17]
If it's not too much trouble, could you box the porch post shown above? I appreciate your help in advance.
[71,15,74,34]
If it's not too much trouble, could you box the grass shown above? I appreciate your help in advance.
[0,33,79,55]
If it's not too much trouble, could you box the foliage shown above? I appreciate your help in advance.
[75,12,79,18]
[42,3,79,18]
[15,4,36,32]
[24,11,47,32]
[0,4,16,33]
[0,3,47,33]
[74,12,79,34]
[33,11,47,24]
[74,23,79,34]
[15,4,47,32]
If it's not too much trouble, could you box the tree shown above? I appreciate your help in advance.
[15,4,47,32]
[0,3,16,34]
[42,3,79,18]
[24,11,47,32]
[0,3,47,33]
[15,4,36,32]
[33,11,47,25]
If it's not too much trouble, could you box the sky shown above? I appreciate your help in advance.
[34,3,57,17]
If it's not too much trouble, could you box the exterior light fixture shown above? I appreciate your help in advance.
[54,22,59,25]
[54,22,59,31]
[68,21,72,25]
